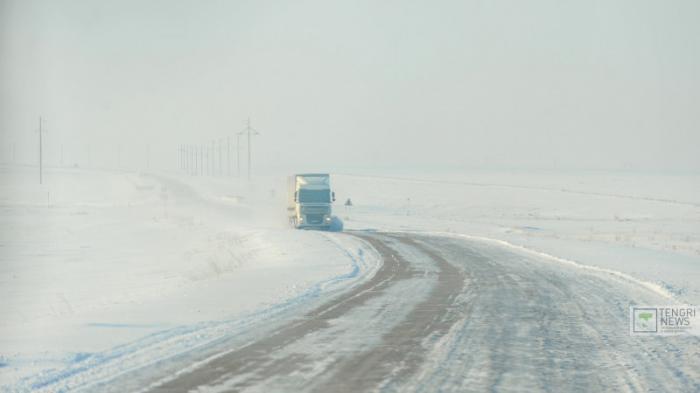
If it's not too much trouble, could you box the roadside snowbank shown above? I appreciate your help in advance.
[0,165,378,389]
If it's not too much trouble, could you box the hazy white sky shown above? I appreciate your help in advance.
[1,0,698,173]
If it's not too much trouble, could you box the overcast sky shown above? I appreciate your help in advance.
[1,0,698,173]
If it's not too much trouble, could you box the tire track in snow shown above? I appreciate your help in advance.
[311,235,467,393]
[401,236,700,392]
[56,232,699,392]
[146,233,412,392]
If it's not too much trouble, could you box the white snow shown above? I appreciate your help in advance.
[0,165,379,389]
[334,171,700,304]
[2,165,698,390]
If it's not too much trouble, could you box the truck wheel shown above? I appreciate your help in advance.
[329,216,343,232]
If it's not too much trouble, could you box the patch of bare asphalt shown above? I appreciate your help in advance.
[148,232,428,392]
[310,235,467,392]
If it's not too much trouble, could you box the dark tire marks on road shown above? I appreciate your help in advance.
[149,233,419,392]
[312,235,467,392]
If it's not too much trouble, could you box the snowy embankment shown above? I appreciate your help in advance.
[334,171,700,304]
[0,165,379,390]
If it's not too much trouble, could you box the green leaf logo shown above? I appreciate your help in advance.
[639,312,654,321]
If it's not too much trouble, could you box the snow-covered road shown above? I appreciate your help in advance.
[118,232,699,392]
[3,167,698,392]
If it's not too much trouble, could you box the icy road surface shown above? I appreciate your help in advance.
[111,232,698,392]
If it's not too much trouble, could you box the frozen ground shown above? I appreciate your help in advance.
[333,171,700,303]
[130,232,698,392]
[0,165,379,389]
[1,166,698,392]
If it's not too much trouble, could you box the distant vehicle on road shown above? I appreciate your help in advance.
[288,173,335,230]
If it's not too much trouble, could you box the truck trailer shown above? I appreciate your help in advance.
[288,173,335,229]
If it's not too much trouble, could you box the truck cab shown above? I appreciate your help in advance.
[288,173,335,229]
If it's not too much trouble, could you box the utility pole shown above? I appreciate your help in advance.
[37,116,47,184]
[236,132,242,177]
[194,145,198,175]
[227,136,231,176]
[200,144,204,176]
[241,118,259,180]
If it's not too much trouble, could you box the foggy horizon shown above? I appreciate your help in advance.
[2,2,700,391]
[1,0,699,174]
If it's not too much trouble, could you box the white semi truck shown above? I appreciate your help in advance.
[288,173,335,229]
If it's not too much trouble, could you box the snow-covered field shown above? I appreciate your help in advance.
[1,165,698,391]
[0,165,378,389]
[334,171,700,304]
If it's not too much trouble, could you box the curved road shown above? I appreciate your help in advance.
[133,232,698,392]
